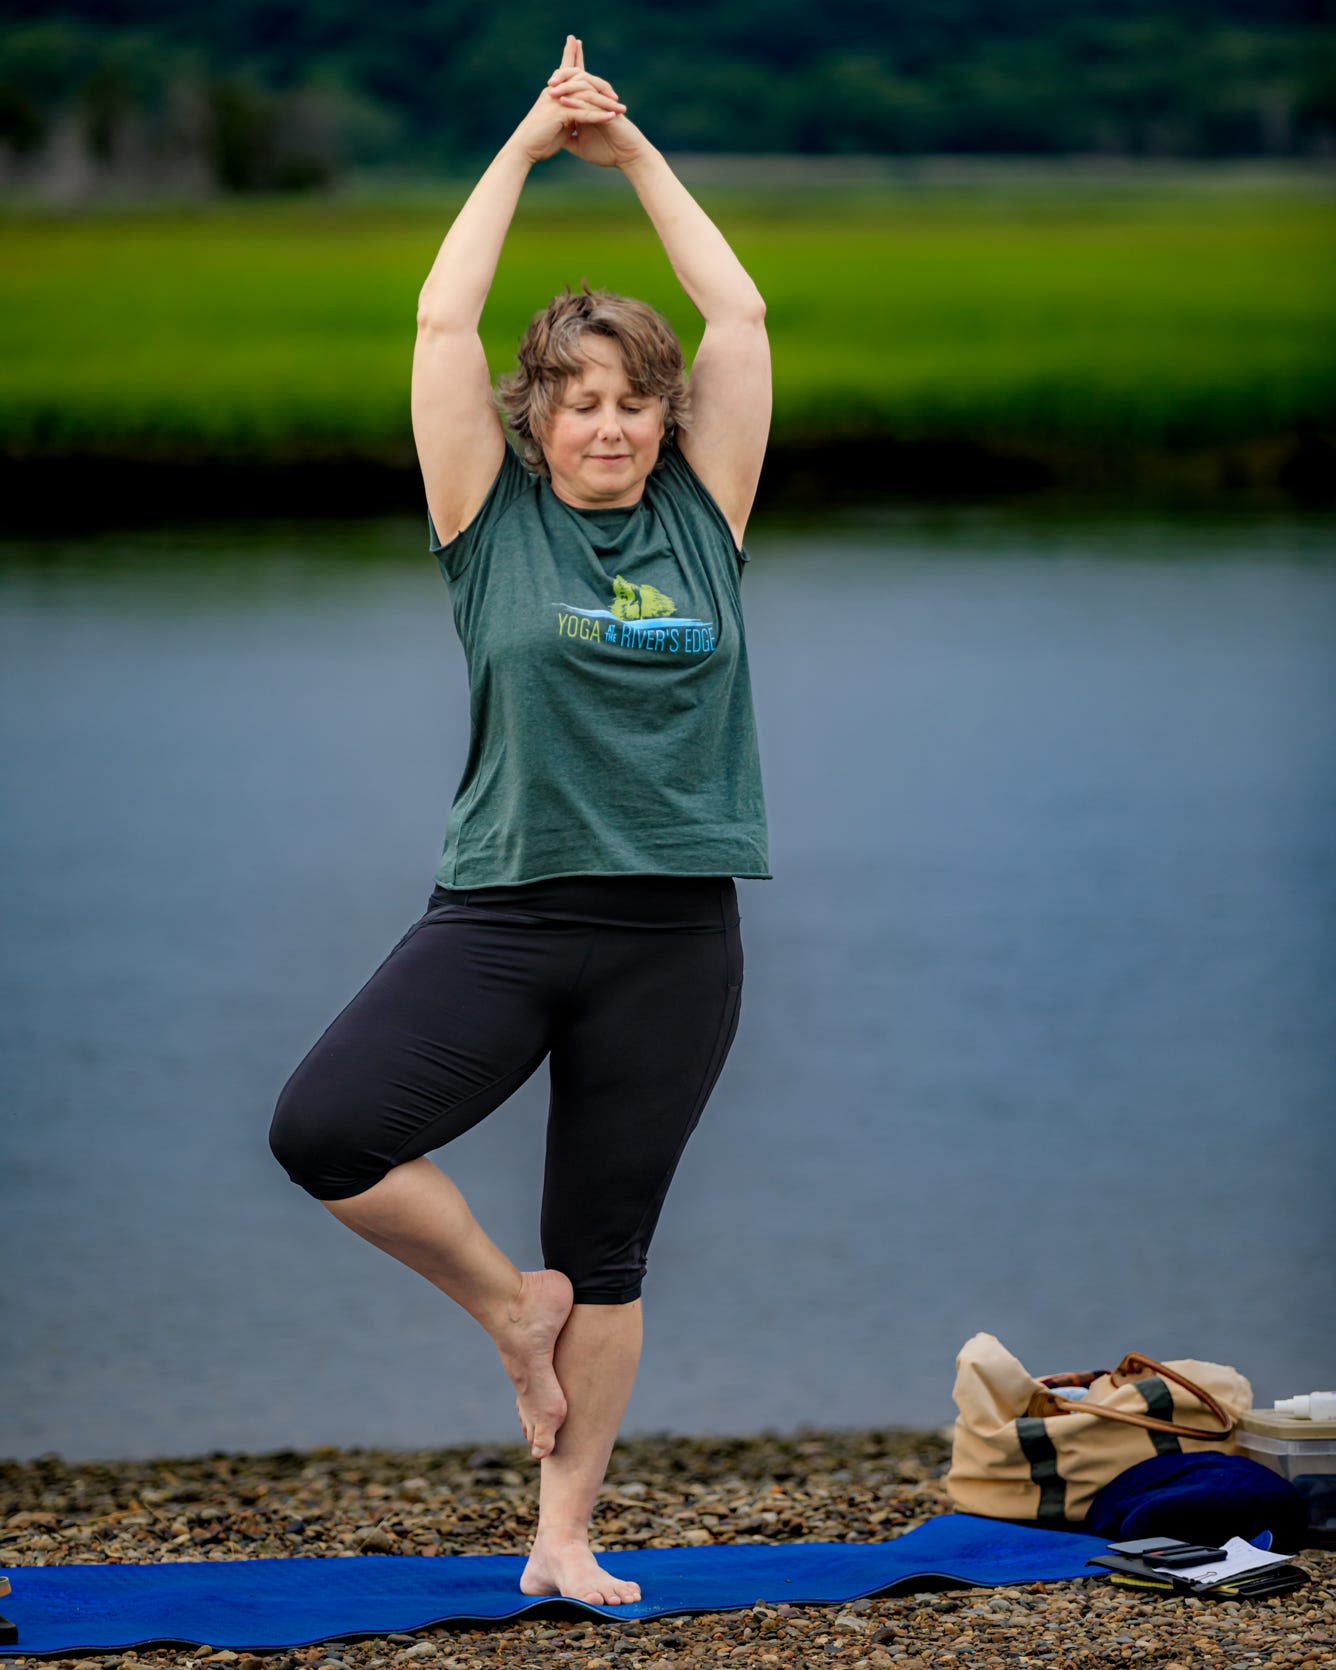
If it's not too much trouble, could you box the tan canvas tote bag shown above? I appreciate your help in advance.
[946,1332,1253,1524]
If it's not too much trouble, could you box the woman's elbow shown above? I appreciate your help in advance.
[415,307,472,344]
[718,287,766,330]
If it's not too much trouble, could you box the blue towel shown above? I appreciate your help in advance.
[0,1515,1108,1655]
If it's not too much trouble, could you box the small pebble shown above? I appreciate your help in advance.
[354,1529,397,1553]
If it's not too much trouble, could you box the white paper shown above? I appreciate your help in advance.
[1148,1537,1291,1587]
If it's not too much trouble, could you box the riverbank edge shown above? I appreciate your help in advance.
[4,428,1334,534]
[2,1429,1332,1670]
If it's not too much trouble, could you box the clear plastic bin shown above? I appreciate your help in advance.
[1237,1410,1336,1532]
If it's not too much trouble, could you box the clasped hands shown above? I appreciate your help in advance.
[513,34,644,169]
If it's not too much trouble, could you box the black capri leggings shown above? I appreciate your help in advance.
[269,875,744,1305]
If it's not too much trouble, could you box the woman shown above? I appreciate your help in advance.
[269,36,770,1606]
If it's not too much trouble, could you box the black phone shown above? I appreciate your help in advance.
[1149,1545,1227,1568]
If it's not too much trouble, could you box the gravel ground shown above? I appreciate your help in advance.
[2,1431,1332,1669]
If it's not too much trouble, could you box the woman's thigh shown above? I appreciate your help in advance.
[270,901,583,1200]
[540,917,744,1303]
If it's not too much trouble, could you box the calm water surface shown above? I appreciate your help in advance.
[2,503,1334,1461]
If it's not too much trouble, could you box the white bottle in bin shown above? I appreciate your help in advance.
[1274,1392,1336,1419]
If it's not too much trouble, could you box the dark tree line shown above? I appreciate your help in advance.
[2,0,1333,195]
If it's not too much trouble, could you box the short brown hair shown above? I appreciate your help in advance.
[497,286,690,476]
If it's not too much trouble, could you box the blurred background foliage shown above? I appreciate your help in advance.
[2,3,1333,505]
[1,0,1333,198]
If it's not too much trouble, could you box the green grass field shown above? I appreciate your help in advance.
[2,170,1333,469]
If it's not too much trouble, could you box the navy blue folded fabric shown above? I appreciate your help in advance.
[1086,1453,1306,1550]
[0,1514,1109,1656]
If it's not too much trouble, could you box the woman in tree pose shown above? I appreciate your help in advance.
[270,36,771,1605]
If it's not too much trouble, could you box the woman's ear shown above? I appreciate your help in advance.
[529,421,554,477]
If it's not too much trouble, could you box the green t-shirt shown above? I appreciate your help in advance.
[426,440,770,886]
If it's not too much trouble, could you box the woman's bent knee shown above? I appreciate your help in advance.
[268,1063,393,1201]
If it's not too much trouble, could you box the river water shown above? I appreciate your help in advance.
[2,503,1334,1462]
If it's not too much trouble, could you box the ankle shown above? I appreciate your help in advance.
[465,1268,523,1336]
[533,1522,591,1549]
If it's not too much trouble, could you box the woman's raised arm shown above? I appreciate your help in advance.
[412,37,625,541]
[550,54,771,548]
[623,147,770,549]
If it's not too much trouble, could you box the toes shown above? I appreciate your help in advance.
[583,1579,638,1605]
[530,1414,559,1457]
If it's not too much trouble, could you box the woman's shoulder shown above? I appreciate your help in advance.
[652,441,749,562]
[429,443,538,574]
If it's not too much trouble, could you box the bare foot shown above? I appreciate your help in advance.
[520,1536,641,1605]
[492,1269,573,1459]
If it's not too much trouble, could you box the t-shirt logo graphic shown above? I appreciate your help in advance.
[611,574,676,621]
[555,574,717,656]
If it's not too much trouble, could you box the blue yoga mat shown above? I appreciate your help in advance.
[0,1515,1109,1656]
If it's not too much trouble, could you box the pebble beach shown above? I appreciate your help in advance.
[3,1431,1332,1669]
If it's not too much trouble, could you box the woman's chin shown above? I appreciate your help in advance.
[554,466,647,508]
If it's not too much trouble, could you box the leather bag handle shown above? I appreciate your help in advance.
[1035,1351,1235,1441]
